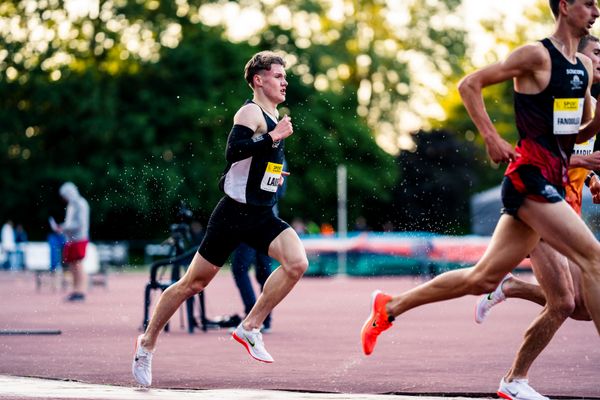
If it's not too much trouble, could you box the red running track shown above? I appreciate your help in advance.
[0,270,598,398]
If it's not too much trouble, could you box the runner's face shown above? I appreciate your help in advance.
[583,40,600,83]
[257,64,287,105]
[566,0,600,35]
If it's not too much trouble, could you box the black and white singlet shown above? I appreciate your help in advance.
[219,100,285,207]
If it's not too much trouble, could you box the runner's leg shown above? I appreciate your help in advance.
[141,252,220,350]
[518,198,600,334]
[569,260,592,320]
[243,228,307,329]
[506,240,575,380]
[502,275,546,306]
[386,214,540,317]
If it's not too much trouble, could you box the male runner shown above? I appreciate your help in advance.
[361,0,600,398]
[473,34,600,400]
[132,51,308,386]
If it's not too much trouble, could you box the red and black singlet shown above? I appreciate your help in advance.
[505,38,588,187]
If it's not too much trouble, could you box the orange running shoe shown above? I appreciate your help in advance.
[361,290,394,355]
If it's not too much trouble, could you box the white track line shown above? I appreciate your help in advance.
[0,375,479,400]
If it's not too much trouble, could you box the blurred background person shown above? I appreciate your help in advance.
[291,217,307,235]
[305,220,321,235]
[51,182,90,302]
[231,243,273,332]
[1,220,16,270]
[189,219,205,246]
[354,216,369,232]
[14,223,28,270]
[320,223,335,236]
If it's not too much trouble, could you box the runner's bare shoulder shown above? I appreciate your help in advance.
[233,102,263,130]
[510,42,550,71]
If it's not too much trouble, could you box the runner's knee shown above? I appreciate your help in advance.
[546,295,576,320]
[569,292,591,320]
[282,256,308,280]
[177,275,210,296]
[466,271,504,295]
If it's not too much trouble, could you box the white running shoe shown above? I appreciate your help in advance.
[232,324,274,363]
[498,378,550,400]
[132,335,153,386]
[475,273,512,324]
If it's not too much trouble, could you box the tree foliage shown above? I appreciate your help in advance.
[0,0,551,241]
[0,1,398,240]
[248,0,468,150]
[391,130,479,234]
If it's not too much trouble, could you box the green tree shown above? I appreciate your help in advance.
[238,0,468,230]
[242,0,468,151]
[0,1,397,239]
[391,130,479,234]
[5,0,551,240]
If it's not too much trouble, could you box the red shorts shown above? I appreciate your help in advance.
[63,240,88,263]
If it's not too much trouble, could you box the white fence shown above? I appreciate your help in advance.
[20,242,100,274]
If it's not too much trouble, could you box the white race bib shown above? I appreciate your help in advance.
[553,98,583,135]
[260,162,283,192]
[573,136,596,156]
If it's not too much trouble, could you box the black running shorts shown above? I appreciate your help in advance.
[501,165,565,217]
[197,196,290,266]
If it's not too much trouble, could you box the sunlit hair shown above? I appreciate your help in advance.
[244,51,286,88]
[579,35,600,52]
[549,0,575,19]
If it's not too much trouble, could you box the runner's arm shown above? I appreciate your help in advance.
[579,94,600,143]
[589,174,600,203]
[458,44,546,163]
[60,204,80,235]
[226,105,273,162]
[578,55,597,143]
[226,105,293,163]
[570,152,600,169]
